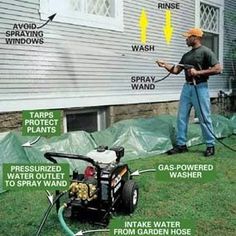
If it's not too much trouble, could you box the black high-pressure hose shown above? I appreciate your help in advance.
[154,71,172,83]
[193,82,236,152]
[156,63,236,152]
[35,191,66,236]
[190,62,236,152]
[154,65,175,83]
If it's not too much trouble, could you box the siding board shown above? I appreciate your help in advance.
[0,0,233,112]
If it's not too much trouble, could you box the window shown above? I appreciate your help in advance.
[64,108,107,133]
[87,0,113,16]
[200,3,220,58]
[39,0,123,31]
[195,0,224,64]
[202,32,219,58]
[200,3,219,33]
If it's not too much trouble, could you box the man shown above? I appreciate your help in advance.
[156,28,222,157]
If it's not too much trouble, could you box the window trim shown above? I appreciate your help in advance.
[195,0,224,65]
[39,0,124,31]
[63,108,107,133]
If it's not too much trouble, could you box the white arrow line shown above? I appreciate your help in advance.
[22,136,41,147]
[139,169,156,174]
[45,190,53,205]
[131,168,156,176]
[76,229,110,235]
[130,170,140,176]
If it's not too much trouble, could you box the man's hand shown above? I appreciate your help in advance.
[189,64,222,77]
[156,60,183,75]
[156,60,167,68]
[188,68,199,77]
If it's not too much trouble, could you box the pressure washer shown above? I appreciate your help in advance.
[36,146,139,236]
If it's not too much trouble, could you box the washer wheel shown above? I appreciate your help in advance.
[122,180,139,213]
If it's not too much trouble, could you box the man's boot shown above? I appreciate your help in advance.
[204,146,215,157]
[167,145,188,155]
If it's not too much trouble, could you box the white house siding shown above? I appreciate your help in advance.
[0,0,231,112]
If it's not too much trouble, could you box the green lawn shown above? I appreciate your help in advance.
[0,136,235,236]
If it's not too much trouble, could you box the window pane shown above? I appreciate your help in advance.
[87,0,113,17]
[49,0,73,14]
[66,112,97,132]
[70,0,82,12]
[200,3,219,33]
[202,32,219,59]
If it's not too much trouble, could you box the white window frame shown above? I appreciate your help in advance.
[63,108,107,133]
[195,0,224,65]
[39,0,124,31]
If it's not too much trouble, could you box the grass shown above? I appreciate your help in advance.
[0,136,235,236]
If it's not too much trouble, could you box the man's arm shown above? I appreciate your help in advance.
[189,63,222,77]
[156,60,183,74]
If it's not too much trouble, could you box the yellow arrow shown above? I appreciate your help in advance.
[163,10,173,44]
[139,9,148,44]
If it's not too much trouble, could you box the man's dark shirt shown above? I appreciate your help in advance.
[179,45,219,82]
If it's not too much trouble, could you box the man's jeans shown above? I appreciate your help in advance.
[177,82,215,147]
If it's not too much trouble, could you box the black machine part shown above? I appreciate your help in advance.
[68,162,131,225]
[122,180,139,213]
[110,146,124,162]
[44,152,102,212]
[176,63,194,69]
[44,148,138,225]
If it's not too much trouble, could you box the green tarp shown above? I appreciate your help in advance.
[230,113,236,134]
[0,114,235,193]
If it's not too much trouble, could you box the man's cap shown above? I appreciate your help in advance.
[183,28,204,37]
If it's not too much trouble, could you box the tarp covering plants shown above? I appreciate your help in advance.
[0,114,235,193]
[229,114,236,134]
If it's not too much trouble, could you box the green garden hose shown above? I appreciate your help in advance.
[58,205,75,236]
